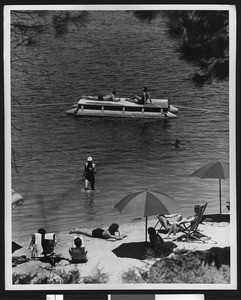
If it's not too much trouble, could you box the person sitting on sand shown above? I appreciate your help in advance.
[28,228,56,258]
[148,227,188,256]
[157,213,183,231]
[69,236,88,263]
[148,227,177,255]
[69,223,126,241]
[72,236,85,248]
[81,89,120,102]
[163,205,201,240]
[126,86,152,105]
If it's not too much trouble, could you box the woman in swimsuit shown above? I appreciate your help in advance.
[163,205,201,240]
[69,223,125,240]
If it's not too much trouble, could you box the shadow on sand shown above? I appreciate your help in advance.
[202,214,230,223]
[112,241,151,260]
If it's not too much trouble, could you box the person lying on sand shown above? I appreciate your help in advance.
[69,223,127,241]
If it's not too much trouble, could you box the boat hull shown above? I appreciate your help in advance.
[67,108,177,118]
[66,98,178,119]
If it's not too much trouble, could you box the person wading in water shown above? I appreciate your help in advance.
[83,156,96,190]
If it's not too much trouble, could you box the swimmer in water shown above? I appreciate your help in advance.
[174,139,181,148]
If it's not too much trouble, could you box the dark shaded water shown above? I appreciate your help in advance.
[11,11,229,239]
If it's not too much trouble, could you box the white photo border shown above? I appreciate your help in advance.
[4,4,237,291]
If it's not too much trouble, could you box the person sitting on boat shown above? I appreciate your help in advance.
[83,156,96,190]
[69,223,126,241]
[81,89,120,102]
[126,86,152,105]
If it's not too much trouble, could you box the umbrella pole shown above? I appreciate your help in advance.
[219,178,222,215]
[145,217,147,242]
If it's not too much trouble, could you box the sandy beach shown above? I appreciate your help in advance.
[11,216,231,286]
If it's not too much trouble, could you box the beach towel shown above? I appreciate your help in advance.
[44,233,55,240]
[31,233,43,258]
[29,232,56,258]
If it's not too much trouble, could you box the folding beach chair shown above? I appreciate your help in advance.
[29,232,56,259]
[177,203,211,242]
[154,213,183,233]
[154,215,171,233]
[69,247,88,263]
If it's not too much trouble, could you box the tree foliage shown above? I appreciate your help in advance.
[133,10,229,86]
[11,10,89,47]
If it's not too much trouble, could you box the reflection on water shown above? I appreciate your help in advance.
[84,193,97,217]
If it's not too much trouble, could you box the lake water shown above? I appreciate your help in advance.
[10,11,230,240]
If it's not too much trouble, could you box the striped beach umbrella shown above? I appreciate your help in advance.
[114,189,181,241]
[190,161,229,215]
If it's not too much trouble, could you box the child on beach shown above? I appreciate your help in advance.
[69,236,88,263]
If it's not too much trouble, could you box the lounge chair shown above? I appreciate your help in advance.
[177,203,211,242]
[69,247,88,263]
[29,232,56,258]
[154,216,170,233]
[154,214,182,233]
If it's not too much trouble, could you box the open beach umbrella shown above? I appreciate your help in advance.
[114,189,181,242]
[12,189,24,210]
[190,161,229,215]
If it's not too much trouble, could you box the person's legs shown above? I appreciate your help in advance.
[158,216,171,230]
[176,218,189,226]
[84,96,98,100]
[90,180,95,191]
[85,179,89,190]
[126,98,138,103]
[172,223,178,236]
[175,214,182,222]
[134,95,141,100]
[163,224,174,238]
[69,229,93,237]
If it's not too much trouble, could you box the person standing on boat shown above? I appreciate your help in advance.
[126,86,152,105]
[81,89,120,102]
[83,157,96,190]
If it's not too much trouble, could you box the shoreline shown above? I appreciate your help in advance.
[11,215,231,285]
